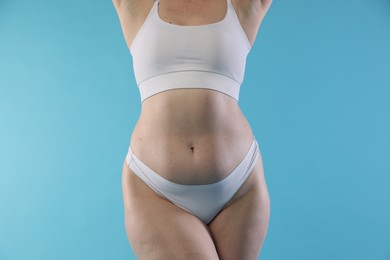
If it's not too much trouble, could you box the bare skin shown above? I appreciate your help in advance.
[113,0,273,258]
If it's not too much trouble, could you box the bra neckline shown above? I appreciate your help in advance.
[156,0,229,28]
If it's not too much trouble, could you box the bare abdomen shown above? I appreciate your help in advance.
[129,88,254,185]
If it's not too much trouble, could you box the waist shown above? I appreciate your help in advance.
[129,88,254,184]
[136,88,249,137]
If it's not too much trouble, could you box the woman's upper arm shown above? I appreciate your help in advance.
[112,0,143,46]
[260,0,273,13]
[112,0,139,17]
[112,0,120,9]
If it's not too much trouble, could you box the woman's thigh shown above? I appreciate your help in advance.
[208,154,271,260]
[121,159,219,260]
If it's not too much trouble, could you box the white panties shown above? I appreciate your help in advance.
[125,137,260,224]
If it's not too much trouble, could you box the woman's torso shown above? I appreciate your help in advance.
[114,0,271,184]
[131,88,253,185]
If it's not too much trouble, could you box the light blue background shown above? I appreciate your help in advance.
[1,0,389,259]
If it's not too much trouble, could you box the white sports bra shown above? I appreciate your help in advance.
[130,0,252,102]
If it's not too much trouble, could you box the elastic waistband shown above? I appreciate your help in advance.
[137,71,241,102]
[125,136,259,188]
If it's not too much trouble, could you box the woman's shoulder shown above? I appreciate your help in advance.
[112,0,155,48]
[231,0,272,15]
[112,0,154,17]
[230,0,273,47]
[231,0,273,26]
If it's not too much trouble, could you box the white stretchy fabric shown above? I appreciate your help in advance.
[129,0,251,102]
[125,137,260,224]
